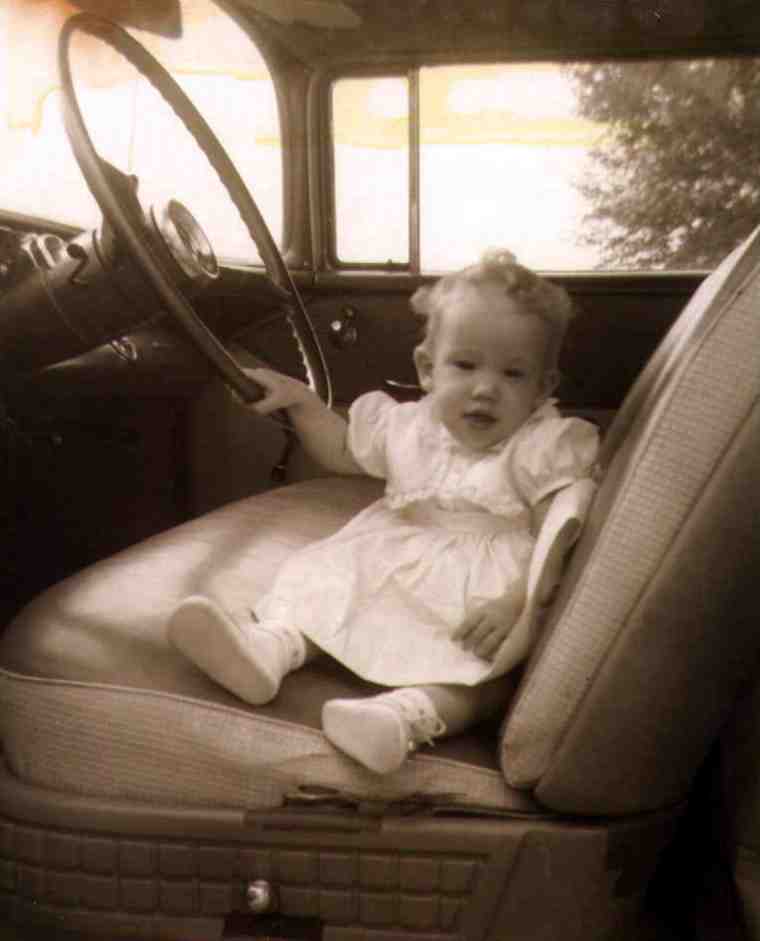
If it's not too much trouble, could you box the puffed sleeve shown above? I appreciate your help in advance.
[347,390,397,479]
[511,416,600,507]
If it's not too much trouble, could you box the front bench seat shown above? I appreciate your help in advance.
[2,227,760,940]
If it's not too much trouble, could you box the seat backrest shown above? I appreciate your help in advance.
[501,227,760,817]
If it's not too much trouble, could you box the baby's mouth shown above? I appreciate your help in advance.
[463,410,497,429]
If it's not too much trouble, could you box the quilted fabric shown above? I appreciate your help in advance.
[501,226,760,812]
[0,477,534,813]
[0,666,521,811]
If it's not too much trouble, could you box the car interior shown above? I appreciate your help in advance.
[2,1,760,939]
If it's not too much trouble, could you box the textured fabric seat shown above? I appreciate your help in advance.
[3,226,760,939]
[0,475,531,812]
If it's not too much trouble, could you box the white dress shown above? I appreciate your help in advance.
[255,391,599,687]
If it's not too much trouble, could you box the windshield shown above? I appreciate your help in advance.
[0,0,282,264]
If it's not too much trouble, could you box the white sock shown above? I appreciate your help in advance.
[321,688,445,775]
[168,596,305,705]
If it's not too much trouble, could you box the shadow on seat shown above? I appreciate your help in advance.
[2,228,760,939]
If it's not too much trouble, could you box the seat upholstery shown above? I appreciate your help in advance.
[2,227,760,938]
[0,476,531,812]
[3,227,760,817]
[502,226,760,815]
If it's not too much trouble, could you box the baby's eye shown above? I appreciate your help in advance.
[453,359,475,371]
[504,367,526,380]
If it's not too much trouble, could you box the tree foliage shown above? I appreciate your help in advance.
[566,59,760,268]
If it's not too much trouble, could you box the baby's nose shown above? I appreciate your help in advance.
[473,373,500,399]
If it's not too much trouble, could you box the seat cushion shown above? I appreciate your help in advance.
[0,476,534,814]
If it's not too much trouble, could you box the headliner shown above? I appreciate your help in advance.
[232,0,760,70]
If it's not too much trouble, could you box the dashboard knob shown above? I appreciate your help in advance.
[246,879,273,914]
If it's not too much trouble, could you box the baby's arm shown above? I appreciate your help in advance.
[246,367,362,475]
[452,490,581,660]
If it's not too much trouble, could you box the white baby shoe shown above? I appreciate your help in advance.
[321,688,447,775]
[167,595,306,705]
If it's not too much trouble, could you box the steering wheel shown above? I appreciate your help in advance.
[58,13,331,407]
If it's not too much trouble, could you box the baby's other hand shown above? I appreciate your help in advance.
[245,367,312,415]
[452,596,524,660]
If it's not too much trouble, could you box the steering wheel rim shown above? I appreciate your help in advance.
[58,12,331,406]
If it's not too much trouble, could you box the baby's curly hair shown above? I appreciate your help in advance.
[410,249,574,374]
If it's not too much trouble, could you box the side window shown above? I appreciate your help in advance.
[418,64,593,272]
[332,76,409,266]
[331,59,760,272]
[0,0,281,264]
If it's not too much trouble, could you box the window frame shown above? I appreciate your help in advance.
[320,66,420,273]
[320,51,755,278]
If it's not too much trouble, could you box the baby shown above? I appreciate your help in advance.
[168,250,599,774]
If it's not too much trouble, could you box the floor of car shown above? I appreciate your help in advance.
[644,745,746,941]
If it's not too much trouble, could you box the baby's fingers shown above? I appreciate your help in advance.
[244,367,275,385]
[459,615,499,653]
[244,369,288,414]
[451,612,481,642]
[471,625,506,659]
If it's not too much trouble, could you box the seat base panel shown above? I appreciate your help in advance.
[0,761,682,941]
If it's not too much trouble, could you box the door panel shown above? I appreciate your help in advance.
[233,273,704,414]
[187,269,704,513]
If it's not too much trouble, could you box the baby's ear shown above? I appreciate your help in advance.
[413,346,434,391]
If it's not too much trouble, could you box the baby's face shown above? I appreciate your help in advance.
[417,282,553,451]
